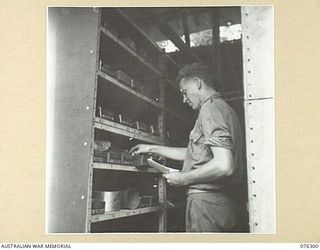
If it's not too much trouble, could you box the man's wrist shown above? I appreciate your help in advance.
[181,172,191,185]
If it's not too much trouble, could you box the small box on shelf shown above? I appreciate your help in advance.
[121,150,135,166]
[106,148,122,164]
[136,121,149,133]
[118,114,135,128]
[97,106,115,122]
[138,195,157,208]
[150,125,160,136]
[133,154,149,167]
[91,200,105,215]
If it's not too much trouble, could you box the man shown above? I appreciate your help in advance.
[130,63,244,232]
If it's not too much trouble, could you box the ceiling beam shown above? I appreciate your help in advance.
[152,16,204,64]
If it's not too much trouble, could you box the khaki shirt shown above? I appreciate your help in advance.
[182,92,244,191]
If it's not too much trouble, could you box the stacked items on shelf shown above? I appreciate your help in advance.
[93,140,164,168]
[92,187,158,214]
[138,195,157,208]
[118,114,135,128]
[97,106,115,121]
[101,66,159,103]
[96,106,161,136]
[91,200,106,215]
[93,140,111,163]
[121,150,135,166]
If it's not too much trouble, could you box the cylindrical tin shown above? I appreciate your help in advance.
[94,191,121,211]
[121,187,140,210]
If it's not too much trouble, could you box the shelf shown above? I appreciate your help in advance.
[91,206,163,222]
[92,162,160,174]
[94,117,163,144]
[98,70,163,109]
[100,27,163,78]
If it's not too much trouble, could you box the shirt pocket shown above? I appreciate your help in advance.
[189,130,203,159]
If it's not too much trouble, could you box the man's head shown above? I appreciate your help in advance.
[176,63,219,110]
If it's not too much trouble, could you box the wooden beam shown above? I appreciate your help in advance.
[181,12,190,47]
[152,16,204,64]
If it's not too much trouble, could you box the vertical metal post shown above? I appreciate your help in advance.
[85,8,102,233]
[157,53,168,232]
[241,6,275,233]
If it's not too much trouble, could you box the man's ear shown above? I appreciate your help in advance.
[195,77,202,90]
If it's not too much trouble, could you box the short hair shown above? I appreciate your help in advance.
[176,63,220,91]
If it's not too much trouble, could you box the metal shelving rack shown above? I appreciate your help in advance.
[47,7,192,233]
[86,8,171,233]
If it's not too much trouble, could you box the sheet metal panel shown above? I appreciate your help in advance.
[242,6,275,233]
[244,99,276,233]
[242,6,274,100]
[47,7,99,233]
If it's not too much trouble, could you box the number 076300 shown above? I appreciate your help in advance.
[300,244,319,248]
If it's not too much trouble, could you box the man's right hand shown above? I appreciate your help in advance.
[129,144,153,155]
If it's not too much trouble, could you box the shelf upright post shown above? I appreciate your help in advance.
[157,51,168,232]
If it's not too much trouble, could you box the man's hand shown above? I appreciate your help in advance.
[163,172,187,186]
[129,144,153,155]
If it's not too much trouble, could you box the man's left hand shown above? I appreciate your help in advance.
[163,172,187,186]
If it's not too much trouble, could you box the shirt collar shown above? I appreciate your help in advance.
[201,92,222,106]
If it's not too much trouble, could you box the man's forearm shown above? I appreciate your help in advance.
[183,156,234,185]
[148,145,186,161]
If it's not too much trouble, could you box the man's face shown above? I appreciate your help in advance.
[179,77,201,110]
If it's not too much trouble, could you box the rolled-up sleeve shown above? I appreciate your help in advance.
[200,105,233,150]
